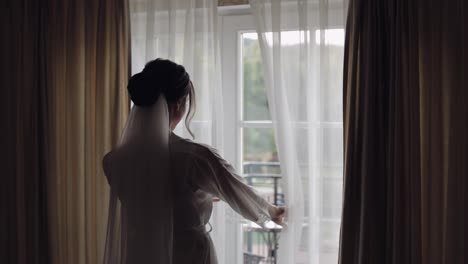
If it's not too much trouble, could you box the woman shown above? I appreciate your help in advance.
[102,58,285,264]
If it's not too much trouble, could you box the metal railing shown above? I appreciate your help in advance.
[243,162,283,264]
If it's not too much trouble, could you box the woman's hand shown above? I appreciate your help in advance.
[268,205,286,226]
[212,196,221,202]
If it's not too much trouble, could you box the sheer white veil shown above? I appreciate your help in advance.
[103,95,173,264]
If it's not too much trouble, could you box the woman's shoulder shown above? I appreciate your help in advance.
[170,133,220,161]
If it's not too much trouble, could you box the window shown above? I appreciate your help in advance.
[220,8,344,264]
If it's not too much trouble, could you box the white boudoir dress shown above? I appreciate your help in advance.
[103,132,271,264]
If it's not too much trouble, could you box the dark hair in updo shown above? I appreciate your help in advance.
[127,58,195,137]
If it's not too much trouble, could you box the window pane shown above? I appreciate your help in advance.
[242,127,282,203]
[243,127,278,163]
[242,29,345,123]
[242,33,271,121]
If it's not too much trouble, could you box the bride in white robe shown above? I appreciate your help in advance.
[102,59,285,264]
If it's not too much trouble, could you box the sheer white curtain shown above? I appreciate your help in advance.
[250,0,348,263]
[129,0,232,262]
[130,0,223,144]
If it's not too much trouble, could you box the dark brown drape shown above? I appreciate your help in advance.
[340,1,467,264]
[1,1,50,264]
[1,0,130,263]
[418,1,467,263]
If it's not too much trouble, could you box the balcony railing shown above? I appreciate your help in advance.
[243,162,283,264]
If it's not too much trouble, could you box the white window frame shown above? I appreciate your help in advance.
[220,7,271,264]
[220,8,259,172]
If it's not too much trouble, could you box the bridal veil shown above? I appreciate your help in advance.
[102,95,173,264]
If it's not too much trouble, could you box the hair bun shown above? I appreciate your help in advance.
[127,58,190,107]
[127,72,162,107]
